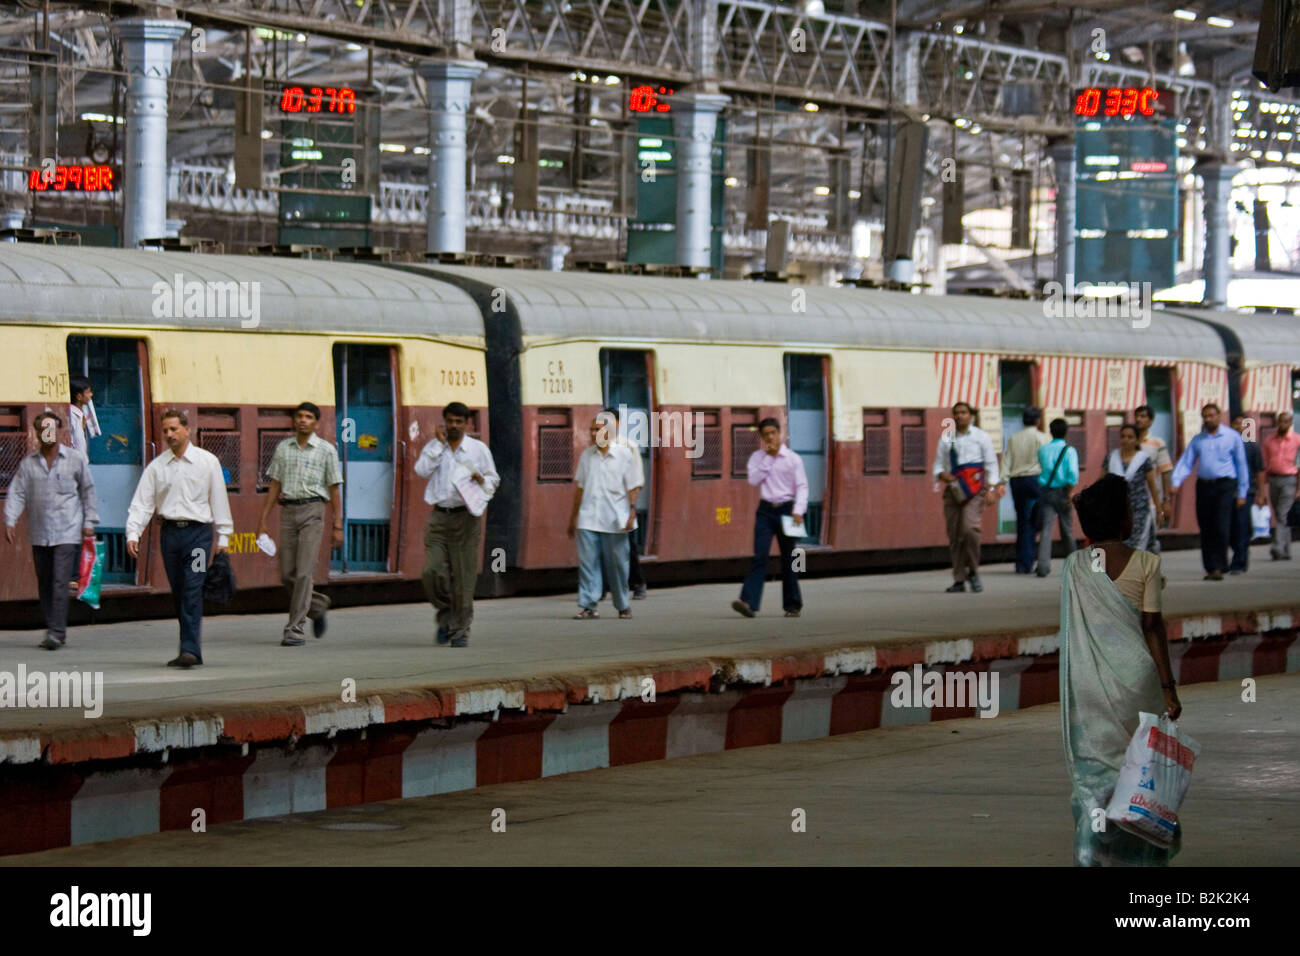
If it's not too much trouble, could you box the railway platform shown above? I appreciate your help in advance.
[1,548,1297,856]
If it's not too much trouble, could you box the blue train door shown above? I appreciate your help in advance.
[998,361,1034,534]
[783,353,829,543]
[1144,367,1176,455]
[600,348,654,555]
[333,344,395,571]
[66,336,149,584]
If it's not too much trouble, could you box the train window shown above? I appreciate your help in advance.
[691,409,722,479]
[1065,411,1087,472]
[198,407,240,491]
[258,428,294,491]
[863,409,889,474]
[0,406,24,495]
[537,407,573,482]
[900,409,927,473]
[730,408,759,478]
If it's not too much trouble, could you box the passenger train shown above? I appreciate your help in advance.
[1,244,1297,618]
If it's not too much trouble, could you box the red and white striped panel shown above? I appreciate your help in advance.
[1178,362,1230,412]
[1039,357,1145,410]
[935,352,999,407]
[1243,364,1295,415]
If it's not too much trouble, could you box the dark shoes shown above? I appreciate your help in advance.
[731,599,755,618]
[968,576,983,593]
[945,582,966,593]
[312,612,328,638]
[39,635,61,650]
[632,585,648,600]
[574,608,599,620]
[166,652,201,668]
[1205,570,1224,581]
[436,625,451,644]
[449,633,469,648]
[281,634,305,646]
[1035,569,1050,578]
[618,609,632,619]
[1229,568,1245,576]
[784,609,801,617]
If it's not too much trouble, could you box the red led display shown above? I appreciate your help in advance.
[628,84,674,113]
[1074,87,1160,117]
[27,165,115,192]
[279,86,357,114]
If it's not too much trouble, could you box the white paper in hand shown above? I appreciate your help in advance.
[452,460,487,517]
[781,515,803,538]
[256,533,277,557]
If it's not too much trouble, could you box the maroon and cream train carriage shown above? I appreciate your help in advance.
[0,245,486,613]
[398,265,1232,587]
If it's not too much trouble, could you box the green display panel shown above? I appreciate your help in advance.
[1074,117,1178,289]
[626,116,725,272]
[278,109,372,247]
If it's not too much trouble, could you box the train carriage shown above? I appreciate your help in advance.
[0,246,486,610]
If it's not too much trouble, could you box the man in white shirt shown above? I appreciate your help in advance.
[568,409,643,619]
[67,376,99,457]
[414,401,500,647]
[125,408,234,667]
[932,401,999,593]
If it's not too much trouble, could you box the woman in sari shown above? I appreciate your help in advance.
[1102,424,1165,549]
[1060,474,1183,866]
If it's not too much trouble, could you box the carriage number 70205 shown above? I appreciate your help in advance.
[441,369,475,386]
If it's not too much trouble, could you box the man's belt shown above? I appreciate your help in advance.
[760,499,793,509]
[281,497,326,506]
[161,518,209,529]
[434,504,468,514]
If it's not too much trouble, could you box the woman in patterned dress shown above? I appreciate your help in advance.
[1104,424,1161,550]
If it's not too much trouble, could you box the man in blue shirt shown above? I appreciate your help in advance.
[1171,402,1248,580]
[1035,418,1079,577]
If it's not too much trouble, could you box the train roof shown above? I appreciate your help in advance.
[1160,306,1300,366]
[0,245,483,340]
[411,265,1227,363]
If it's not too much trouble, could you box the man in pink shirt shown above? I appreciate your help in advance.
[732,417,809,618]
[1262,410,1300,560]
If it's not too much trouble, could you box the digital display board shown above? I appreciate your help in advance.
[1074,87,1168,118]
[628,85,675,113]
[27,165,115,191]
[279,86,357,114]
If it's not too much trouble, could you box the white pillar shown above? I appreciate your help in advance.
[540,242,569,270]
[1048,140,1075,286]
[420,60,484,254]
[113,18,190,249]
[673,92,729,270]
[1200,162,1238,309]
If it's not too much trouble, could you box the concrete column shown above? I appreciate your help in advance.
[113,18,189,249]
[1200,162,1239,309]
[1047,140,1075,286]
[420,60,485,254]
[673,91,728,270]
[539,242,569,271]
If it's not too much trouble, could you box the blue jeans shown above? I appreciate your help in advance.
[1009,476,1041,573]
[577,529,630,612]
[161,522,211,660]
[740,500,802,613]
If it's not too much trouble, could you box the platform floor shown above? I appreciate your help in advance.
[6,671,1294,866]
[1,545,1296,735]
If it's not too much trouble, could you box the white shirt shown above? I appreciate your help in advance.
[575,442,644,533]
[414,435,500,508]
[126,443,235,547]
[68,405,88,456]
[932,425,1000,485]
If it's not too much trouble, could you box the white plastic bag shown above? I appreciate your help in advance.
[1251,503,1271,539]
[1105,712,1201,848]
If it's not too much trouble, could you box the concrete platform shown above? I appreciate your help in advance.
[6,672,1295,866]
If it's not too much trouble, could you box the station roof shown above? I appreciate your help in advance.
[0,246,483,341]
[413,264,1227,363]
[1164,305,1300,366]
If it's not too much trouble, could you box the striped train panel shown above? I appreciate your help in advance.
[1178,362,1230,413]
[934,352,1000,408]
[1242,363,1295,415]
[1038,356,1146,411]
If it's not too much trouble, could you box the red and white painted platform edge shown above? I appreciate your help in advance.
[0,606,1296,770]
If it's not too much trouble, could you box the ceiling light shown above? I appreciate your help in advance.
[1172,9,1197,20]
[724,176,739,187]
[803,102,819,112]
[1206,16,1233,27]
[813,185,831,196]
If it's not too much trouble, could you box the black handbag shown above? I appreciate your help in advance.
[203,551,237,606]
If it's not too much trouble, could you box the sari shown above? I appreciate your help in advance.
[1105,448,1154,550]
[1058,549,1178,866]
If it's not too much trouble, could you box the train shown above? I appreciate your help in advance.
[1,244,1297,619]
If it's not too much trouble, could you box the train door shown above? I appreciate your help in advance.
[784,353,828,543]
[332,344,395,572]
[1291,370,1300,416]
[66,336,149,584]
[1144,367,1176,456]
[998,361,1034,534]
[600,348,654,555]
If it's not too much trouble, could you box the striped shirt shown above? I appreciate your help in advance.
[265,433,343,500]
[3,445,99,546]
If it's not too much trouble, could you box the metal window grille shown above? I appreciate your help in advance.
[0,432,27,494]
[199,429,240,490]
[537,426,573,481]
[692,426,723,478]
[901,425,929,472]
[257,430,293,490]
[863,429,890,473]
[731,424,761,477]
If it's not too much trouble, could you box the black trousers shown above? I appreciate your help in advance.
[160,522,212,660]
[1195,478,1236,574]
[1009,476,1041,573]
[1229,488,1256,572]
[627,536,644,588]
[33,543,79,642]
[740,500,801,613]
